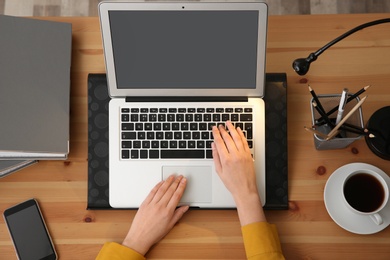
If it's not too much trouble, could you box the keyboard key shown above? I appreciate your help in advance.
[149,114,157,122]
[172,123,180,130]
[154,123,162,130]
[190,123,198,130]
[122,141,131,148]
[140,114,148,122]
[156,132,164,139]
[137,132,145,139]
[174,132,182,139]
[161,141,169,148]
[169,141,177,148]
[149,150,159,159]
[165,132,173,139]
[185,114,193,122]
[122,114,130,122]
[181,123,189,130]
[135,123,143,130]
[131,150,139,159]
[122,150,130,159]
[231,114,239,121]
[161,150,204,159]
[176,114,184,121]
[240,114,253,121]
[183,132,191,139]
[145,123,152,131]
[197,141,205,148]
[188,141,195,148]
[199,123,207,130]
[203,114,211,121]
[131,114,138,122]
[122,123,134,131]
[121,108,130,113]
[140,150,148,159]
[142,141,150,148]
[179,141,187,148]
[122,132,136,139]
[133,141,141,148]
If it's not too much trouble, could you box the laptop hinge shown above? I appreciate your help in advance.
[125,96,248,102]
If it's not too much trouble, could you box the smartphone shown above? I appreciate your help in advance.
[3,198,57,260]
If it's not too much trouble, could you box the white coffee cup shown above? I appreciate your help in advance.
[342,169,389,225]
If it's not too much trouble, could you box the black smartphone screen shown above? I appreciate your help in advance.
[3,199,57,260]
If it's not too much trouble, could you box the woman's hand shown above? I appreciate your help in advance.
[212,121,266,226]
[122,175,189,255]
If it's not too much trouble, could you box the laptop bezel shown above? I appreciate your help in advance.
[98,2,268,98]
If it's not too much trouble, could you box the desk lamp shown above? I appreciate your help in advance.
[292,18,390,160]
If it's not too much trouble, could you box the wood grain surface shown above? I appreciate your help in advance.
[1,14,390,259]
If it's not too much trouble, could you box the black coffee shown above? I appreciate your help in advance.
[343,173,385,213]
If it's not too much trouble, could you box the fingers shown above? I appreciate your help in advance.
[143,180,164,205]
[211,142,222,174]
[151,175,187,208]
[167,177,187,209]
[212,121,249,154]
[170,205,190,227]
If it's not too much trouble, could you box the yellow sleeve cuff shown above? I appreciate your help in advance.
[96,242,146,260]
[241,222,285,260]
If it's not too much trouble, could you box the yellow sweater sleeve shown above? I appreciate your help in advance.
[96,242,146,260]
[241,222,285,260]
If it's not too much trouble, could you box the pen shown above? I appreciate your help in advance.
[317,85,370,124]
[335,88,348,124]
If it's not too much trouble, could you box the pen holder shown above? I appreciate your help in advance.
[310,94,364,150]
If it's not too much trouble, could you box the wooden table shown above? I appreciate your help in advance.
[1,14,390,259]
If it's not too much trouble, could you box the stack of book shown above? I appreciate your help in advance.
[0,15,72,177]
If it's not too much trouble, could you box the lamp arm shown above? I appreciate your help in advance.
[314,18,390,58]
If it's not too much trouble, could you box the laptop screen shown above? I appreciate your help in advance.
[109,11,259,90]
[99,2,268,97]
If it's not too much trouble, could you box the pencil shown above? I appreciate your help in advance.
[312,101,334,126]
[308,85,326,115]
[317,85,370,123]
[326,96,367,140]
[304,126,329,139]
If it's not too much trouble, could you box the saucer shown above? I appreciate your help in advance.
[324,163,390,234]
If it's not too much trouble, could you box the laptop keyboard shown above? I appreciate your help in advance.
[120,106,253,159]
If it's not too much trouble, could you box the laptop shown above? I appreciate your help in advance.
[99,1,268,208]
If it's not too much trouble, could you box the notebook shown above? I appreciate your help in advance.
[0,15,71,160]
[99,1,268,208]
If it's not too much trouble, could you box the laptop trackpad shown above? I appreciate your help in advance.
[162,166,212,203]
